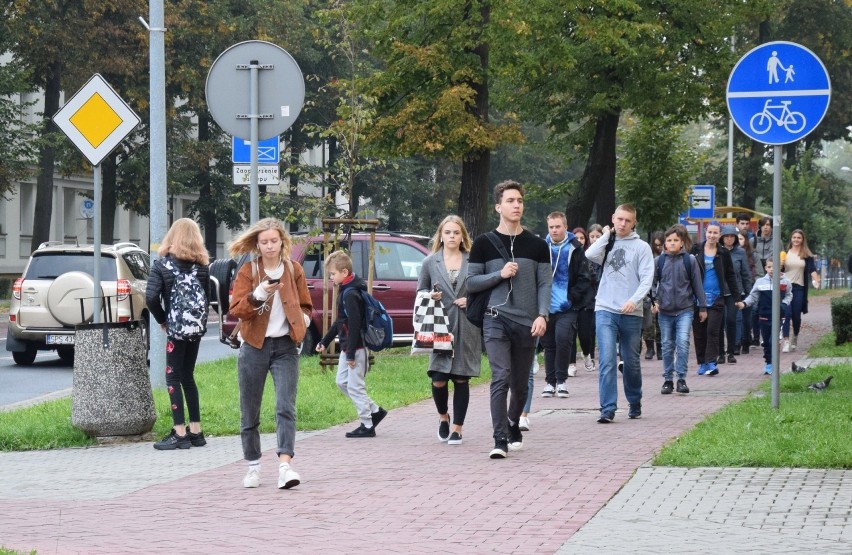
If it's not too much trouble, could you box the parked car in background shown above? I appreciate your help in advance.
[7,242,150,365]
[210,232,431,354]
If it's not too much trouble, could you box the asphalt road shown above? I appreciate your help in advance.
[0,322,237,409]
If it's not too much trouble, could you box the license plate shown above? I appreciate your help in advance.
[46,334,75,345]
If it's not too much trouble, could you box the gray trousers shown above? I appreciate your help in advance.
[483,315,536,441]
[336,349,378,427]
[238,335,299,460]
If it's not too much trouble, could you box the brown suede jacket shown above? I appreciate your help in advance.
[229,258,313,349]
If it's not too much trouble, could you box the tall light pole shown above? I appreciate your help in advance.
[141,3,167,388]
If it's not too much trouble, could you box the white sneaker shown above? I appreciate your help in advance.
[567,364,577,377]
[556,382,569,398]
[243,467,261,488]
[584,354,595,372]
[782,339,790,353]
[532,358,540,374]
[519,416,530,431]
[541,383,556,398]
[278,463,300,490]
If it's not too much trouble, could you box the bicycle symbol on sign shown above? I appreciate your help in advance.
[749,99,807,135]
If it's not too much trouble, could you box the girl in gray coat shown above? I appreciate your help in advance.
[417,215,481,445]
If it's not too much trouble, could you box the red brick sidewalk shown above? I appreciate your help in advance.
[0,295,836,554]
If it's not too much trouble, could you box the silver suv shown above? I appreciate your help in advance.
[7,242,150,365]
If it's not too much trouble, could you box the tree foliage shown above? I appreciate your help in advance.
[617,116,701,236]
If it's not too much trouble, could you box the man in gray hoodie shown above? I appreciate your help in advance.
[584,204,654,423]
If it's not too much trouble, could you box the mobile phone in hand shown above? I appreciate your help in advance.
[267,278,280,285]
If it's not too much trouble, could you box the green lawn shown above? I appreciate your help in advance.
[0,348,491,451]
[654,335,852,468]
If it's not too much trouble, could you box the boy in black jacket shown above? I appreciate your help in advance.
[316,251,387,437]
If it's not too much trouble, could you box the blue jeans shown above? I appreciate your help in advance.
[782,284,805,337]
[596,310,643,415]
[658,311,693,380]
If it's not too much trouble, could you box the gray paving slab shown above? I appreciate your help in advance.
[558,466,852,554]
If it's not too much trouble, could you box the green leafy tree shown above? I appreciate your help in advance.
[494,0,747,227]
[349,0,523,236]
[0,35,36,195]
[617,116,701,236]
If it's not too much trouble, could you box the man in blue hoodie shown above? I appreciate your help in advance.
[585,204,655,423]
[540,211,591,398]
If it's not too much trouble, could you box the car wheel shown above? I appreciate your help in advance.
[12,346,38,365]
[300,325,318,357]
[57,345,75,366]
[209,258,237,314]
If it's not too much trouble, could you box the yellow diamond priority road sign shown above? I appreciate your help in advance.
[54,74,140,166]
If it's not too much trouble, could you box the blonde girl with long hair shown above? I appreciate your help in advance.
[228,218,312,490]
[781,229,820,351]
[146,218,210,450]
[418,215,479,444]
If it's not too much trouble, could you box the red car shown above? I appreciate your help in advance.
[210,232,431,353]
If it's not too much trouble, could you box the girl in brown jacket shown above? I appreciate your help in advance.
[229,218,312,490]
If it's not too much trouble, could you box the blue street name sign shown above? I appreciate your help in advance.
[232,136,280,164]
[688,185,715,219]
[727,41,831,145]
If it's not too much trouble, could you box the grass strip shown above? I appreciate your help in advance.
[0,349,490,451]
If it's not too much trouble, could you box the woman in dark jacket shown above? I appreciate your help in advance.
[719,225,753,362]
[146,218,210,450]
[690,222,742,376]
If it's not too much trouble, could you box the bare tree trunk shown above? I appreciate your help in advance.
[457,1,491,237]
[197,114,218,258]
[288,124,302,232]
[566,111,620,228]
[31,62,62,252]
[101,153,117,244]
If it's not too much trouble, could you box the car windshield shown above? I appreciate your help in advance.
[25,253,118,281]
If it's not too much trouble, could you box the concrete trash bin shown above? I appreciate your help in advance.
[72,321,157,437]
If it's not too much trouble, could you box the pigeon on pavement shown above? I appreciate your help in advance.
[807,375,833,392]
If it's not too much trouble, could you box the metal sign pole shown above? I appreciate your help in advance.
[250,60,260,224]
[770,145,782,409]
[93,165,102,324]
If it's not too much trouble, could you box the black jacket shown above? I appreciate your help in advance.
[320,275,366,360]
[690,242,741,299]
[145,255,211,327]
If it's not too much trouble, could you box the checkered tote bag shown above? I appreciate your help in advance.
[412,291,454,356]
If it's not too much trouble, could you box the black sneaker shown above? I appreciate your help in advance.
[617,361,624,374]
[661,380,674,395]
[628,403,642,419]
[372,407,388,428]
[717,355,726,365]
[345,423,376,438]
[447,431,463,445]
[489,439,508,459]
[727,354,737,364]
[507,421,523,451]
[154,429,190,450]
[597,412,615,423]
[437,418,450,442]
[742,345,750,355]
[676,379,690,394]
[187,430,207,447]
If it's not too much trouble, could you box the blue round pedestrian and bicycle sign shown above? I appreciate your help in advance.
[727,41,831,145]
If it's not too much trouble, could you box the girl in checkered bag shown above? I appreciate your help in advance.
[417,216,482,445]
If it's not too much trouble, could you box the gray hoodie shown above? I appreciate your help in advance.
[585,229,654,318]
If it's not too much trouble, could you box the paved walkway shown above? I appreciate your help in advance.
[1,295,849,554]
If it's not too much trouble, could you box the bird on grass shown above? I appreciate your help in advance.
[807,376,833,392]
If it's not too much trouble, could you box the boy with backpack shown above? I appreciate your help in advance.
[316,251,388,438]
[651,225,706,395]
[740,259,792,375]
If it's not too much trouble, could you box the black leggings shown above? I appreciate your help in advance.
[431,372,471,426]
[165,338,202,426]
